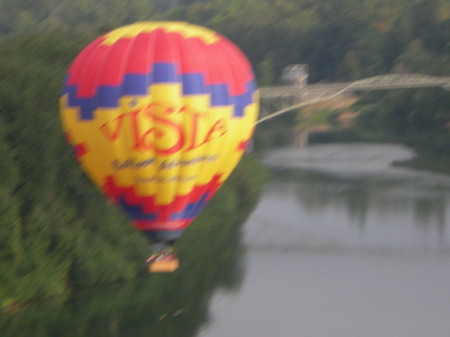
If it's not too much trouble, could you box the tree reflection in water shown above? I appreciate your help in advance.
[271,162,450,251]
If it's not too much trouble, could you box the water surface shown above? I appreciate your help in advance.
[199,143,450,337]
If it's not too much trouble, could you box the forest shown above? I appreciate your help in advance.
[1,0,449,307]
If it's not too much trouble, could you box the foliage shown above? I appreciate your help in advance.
[2,0,449,82]
[253,111,298,151]
[353,88,450,143]
[0,160,268,337]
[0,33,268,305]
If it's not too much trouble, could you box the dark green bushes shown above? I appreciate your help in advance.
[0,35,268,306]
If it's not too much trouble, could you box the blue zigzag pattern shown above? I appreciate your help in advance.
[63,62,257,120]
[118,192,210,222]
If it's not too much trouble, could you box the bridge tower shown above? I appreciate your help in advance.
[283,64,308,91]
[283,64,310,147]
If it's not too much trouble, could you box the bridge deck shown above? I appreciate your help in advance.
[260,74,450,98]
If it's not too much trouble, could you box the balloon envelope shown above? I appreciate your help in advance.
[60,22,259,240]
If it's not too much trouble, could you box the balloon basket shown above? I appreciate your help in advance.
[149,258,179,273]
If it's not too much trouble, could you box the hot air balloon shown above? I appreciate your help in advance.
[59,22,259,272]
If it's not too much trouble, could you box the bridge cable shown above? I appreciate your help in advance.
[255,82,354,125]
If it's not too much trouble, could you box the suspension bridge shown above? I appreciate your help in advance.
[258,74,450,125]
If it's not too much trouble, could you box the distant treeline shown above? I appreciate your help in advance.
[1,0,450,82]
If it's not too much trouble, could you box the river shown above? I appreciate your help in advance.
[3,143,450,337]
[198,143,450,337]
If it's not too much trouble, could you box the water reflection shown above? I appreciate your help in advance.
[253,144,450,253]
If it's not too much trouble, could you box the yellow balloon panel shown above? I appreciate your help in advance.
[61,95,257,203]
